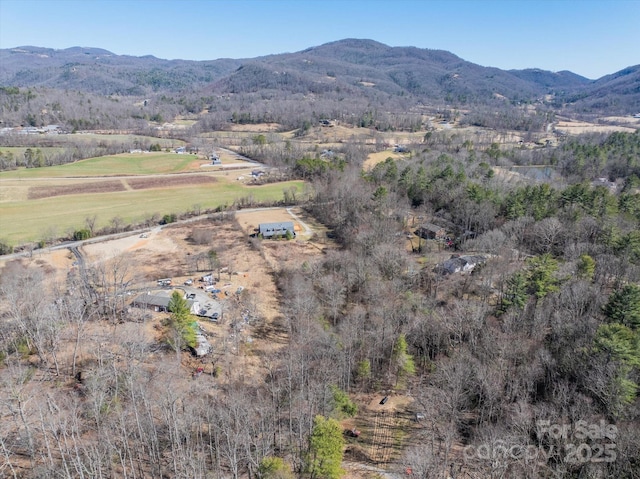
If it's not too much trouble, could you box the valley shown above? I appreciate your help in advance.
[1,38,639,479]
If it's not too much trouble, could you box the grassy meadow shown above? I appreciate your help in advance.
[0,152,305,245]
[0,179,305,244]
[0,152,204,178]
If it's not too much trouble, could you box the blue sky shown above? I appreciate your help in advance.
[0,0,638,79]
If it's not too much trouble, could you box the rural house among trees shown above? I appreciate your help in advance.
[132,292,200,314]
[258,221,296,238]
[415,223,446,240]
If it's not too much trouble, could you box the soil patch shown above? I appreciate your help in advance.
[228,123,281,132]
[127,175,217,189]
[26,175,218,199]
[340,394,417,466]
[28,180,126,199]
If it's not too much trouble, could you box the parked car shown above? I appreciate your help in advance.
[184,279,193,286]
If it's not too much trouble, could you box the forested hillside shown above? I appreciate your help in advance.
[1,39,639,132]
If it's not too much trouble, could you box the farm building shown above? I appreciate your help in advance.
[131,293,200,314]
[415,223,446,240]
[258,222,295,238]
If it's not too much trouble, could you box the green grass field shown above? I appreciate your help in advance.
[0,179,305,244]
[0,152,202,178]
[0,149,308,245]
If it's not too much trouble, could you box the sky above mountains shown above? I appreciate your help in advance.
[1,0,638,79]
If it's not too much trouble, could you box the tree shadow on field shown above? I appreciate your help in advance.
[251,314,289,343]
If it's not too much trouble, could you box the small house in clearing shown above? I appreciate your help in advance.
[436,254,486,275]
[258,222,295,239]
[415,223,446,240]
[131,293,200,314]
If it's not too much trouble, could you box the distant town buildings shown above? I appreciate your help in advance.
[0,124,66,135]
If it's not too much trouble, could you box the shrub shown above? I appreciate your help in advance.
[161,213,177,225]
[330,385,357,418]
[73,229,92,241]
[259,456,293,479]
[191,228,212,245]
[0,240,13,255]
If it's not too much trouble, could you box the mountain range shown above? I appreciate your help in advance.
[1,39,639,124]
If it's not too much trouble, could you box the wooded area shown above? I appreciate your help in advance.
[1,125,639,477]
[1,39,640,479]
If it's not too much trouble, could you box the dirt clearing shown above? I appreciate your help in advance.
[28,180,127,199]
[127,175,217,189]
[48,209,331,383]
[364,150,406,170]
[555,119,637,134]
[27,175,219,199]
[228,123,282,132]
[235,207,302,236]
